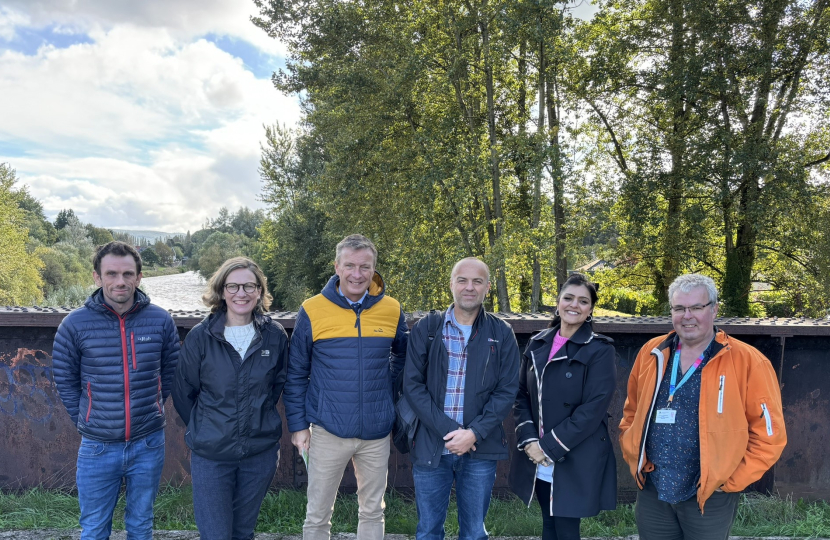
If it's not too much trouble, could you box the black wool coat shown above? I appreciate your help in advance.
[508,321,617,518]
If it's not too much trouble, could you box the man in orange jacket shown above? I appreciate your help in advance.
[619,274,786,540]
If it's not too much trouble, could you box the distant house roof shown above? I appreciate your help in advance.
[575,258,613,273]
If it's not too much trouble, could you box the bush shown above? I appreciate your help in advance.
[42,285,94,307]
[598,287,658,316]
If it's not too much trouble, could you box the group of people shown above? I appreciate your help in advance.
[51,236,787,540]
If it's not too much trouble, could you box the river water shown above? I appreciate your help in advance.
[141,271,208,312]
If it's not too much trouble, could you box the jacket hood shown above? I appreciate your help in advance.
[321,271,386,310]
[85,287,151,316]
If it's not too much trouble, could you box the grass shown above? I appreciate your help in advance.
[3,487,830,537]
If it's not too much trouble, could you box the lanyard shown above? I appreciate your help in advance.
[667,342,705,406]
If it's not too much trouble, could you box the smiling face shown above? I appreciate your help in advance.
[450,259,490,317]
[93,254,142,315]
[223,268,261,324]
[557,284,594,330]
[671,286,718,348]
[334,247,375,303]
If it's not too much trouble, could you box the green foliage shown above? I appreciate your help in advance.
[34,243,93,295]
[53,208,77,230]
[141,247,161,267]
[153,240,175,267]
[0,164,44,305]
[84,224,114,246]
[193,231,247,280]
[43,284,95,307]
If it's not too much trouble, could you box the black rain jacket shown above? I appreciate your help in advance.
[173,310,288,461]
[402,306,520,467]
[508,321,617,517]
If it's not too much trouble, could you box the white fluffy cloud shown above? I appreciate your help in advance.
[0,1,298,231]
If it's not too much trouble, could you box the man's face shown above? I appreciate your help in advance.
[334,247,375,303]
[450,260,491,315]
[671,286,718,347]
[93,254,141,313]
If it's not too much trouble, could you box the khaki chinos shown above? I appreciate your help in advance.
[303,424,391,540]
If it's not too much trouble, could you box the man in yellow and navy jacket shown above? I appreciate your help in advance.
[619,274,786,540]
[285,234,408,540]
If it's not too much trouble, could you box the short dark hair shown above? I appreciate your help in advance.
[93,241,142,275]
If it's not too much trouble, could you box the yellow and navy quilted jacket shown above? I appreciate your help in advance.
[284,272,408,440]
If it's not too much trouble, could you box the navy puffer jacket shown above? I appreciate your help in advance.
[52,289,180,442]
[284,273,409,440]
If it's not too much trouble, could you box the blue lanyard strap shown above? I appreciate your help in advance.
[667,342,705,406]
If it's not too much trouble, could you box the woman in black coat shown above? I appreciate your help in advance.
[509,274,617,540]
[173,257,288,540]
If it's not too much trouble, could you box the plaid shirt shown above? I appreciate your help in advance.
[442,307,471,454]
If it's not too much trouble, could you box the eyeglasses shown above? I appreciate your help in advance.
[224,282,259,294]
[671,301,714,315]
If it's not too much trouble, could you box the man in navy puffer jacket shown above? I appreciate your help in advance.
[52,241,180,540]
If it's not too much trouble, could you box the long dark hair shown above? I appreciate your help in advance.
[548,273,600,328]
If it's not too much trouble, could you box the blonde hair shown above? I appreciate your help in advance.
[202,257,273,314]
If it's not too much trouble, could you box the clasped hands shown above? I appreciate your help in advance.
[524,441,552,467]
[444,428,477,455]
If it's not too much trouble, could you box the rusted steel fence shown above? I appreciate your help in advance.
[1,307,828,500]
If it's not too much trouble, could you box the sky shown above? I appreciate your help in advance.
[0,0,300,232]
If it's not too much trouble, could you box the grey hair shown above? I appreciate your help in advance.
[335,234,378,266]
[668,274,718,306]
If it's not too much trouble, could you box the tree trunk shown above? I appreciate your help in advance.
[481,1,511,312]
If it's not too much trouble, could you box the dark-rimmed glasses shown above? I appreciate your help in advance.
[224,282,259,294]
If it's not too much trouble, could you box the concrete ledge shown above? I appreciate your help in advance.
[0,532,826,540]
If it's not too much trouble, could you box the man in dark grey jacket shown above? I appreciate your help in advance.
[52,241,180,540]
[402,257,520,540]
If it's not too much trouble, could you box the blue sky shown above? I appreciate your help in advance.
[0,1,300,231]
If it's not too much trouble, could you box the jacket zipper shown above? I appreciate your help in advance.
[636,348,665,478]
[355,306,363,436]
[86,381,93,422]
[103,303,139,441]
[130,332,137,370]
[717,375,725,414]
[761,403,773,436]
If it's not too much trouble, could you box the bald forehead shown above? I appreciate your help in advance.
[451,258,490,280]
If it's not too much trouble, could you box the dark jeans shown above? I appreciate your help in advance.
[635,477,740,540]
[534,479,581,540]
[412,453,498,540]
[75,429,165,540]
[191,445,279,540]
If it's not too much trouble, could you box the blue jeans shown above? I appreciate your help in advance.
[191,445,279,540]
[75,429,165,540]
[412,454,497,540]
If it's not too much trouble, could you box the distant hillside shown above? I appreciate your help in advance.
[109,229,187,243]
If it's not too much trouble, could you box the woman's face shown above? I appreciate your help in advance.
[223,268,261,320]
[557,284,594,327]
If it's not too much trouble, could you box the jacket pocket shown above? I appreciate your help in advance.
[761,402,774,436]
[156,376,163,416]
[85,381,93,423]
[717,375,725,414]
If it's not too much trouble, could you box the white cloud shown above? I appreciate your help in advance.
[0,1,300,231]
[0,0,286,56]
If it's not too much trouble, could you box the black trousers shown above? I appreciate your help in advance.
[534,478,581,540]
[635,478,740,540]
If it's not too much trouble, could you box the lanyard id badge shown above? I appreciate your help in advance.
[655,342,706,424]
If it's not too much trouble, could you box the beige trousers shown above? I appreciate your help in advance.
[303,424,390,540]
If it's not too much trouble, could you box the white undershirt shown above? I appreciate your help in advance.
[224,322,255,362]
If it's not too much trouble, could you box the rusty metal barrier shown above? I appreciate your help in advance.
[0,307,828,500]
